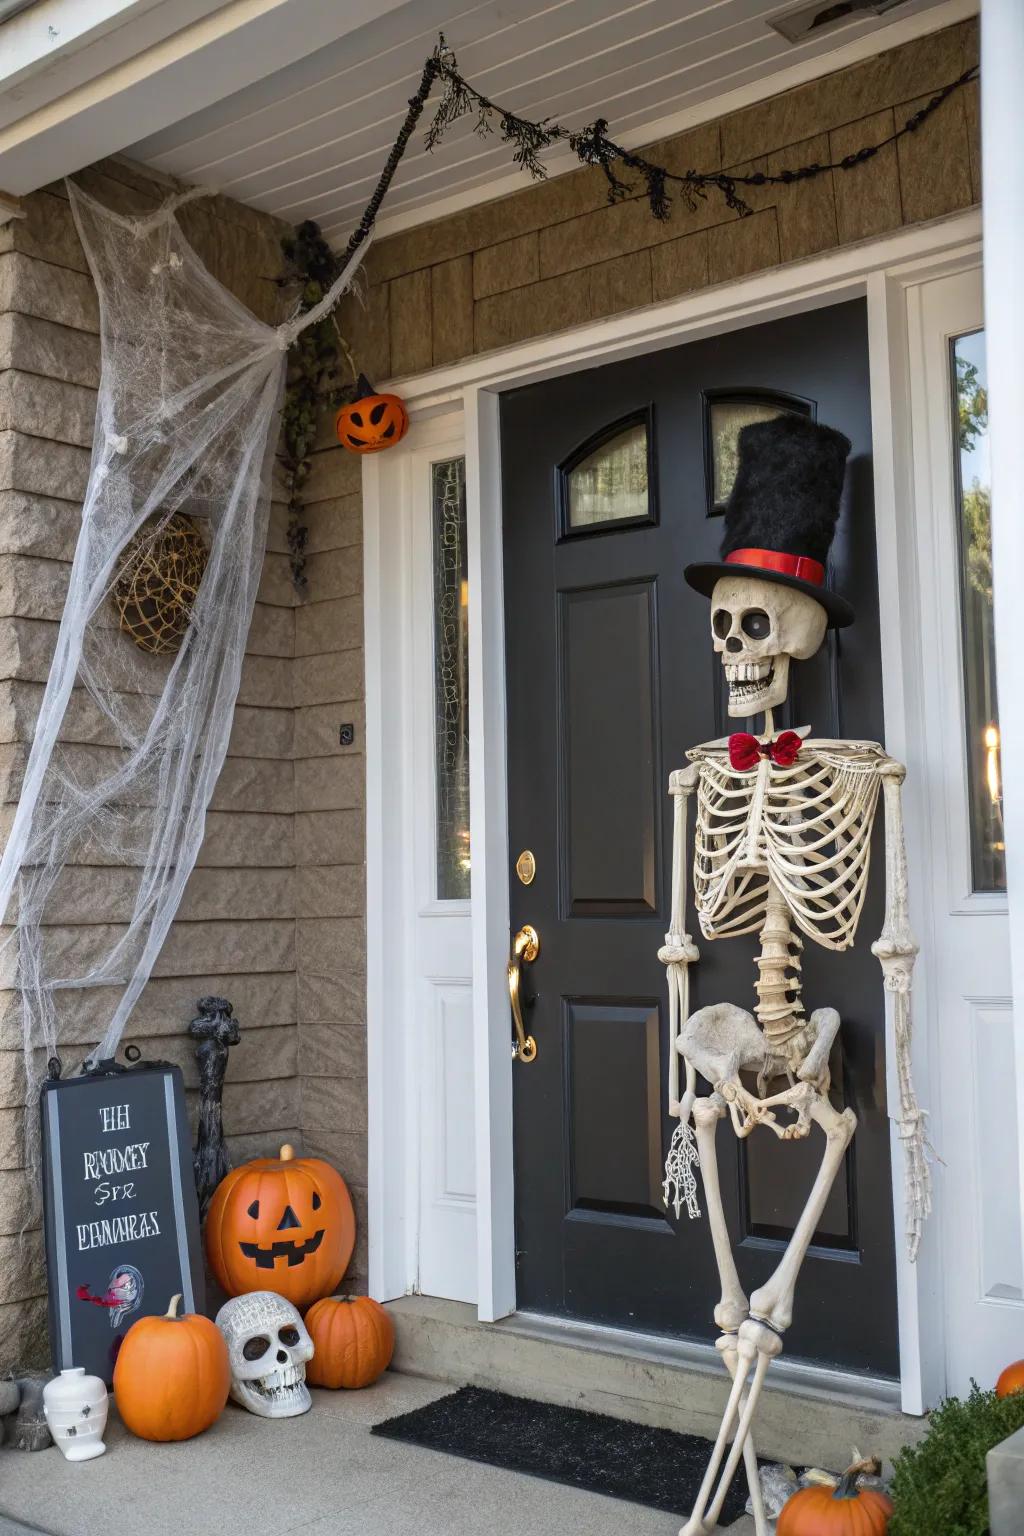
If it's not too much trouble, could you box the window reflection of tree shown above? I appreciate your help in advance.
[953,331,1004,893]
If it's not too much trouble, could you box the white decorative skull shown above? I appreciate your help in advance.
[710,574,827,718]
[216,1291,314,1418]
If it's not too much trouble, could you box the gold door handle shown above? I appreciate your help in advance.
[508,924,540,1063]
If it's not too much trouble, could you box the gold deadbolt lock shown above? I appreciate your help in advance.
[515,849,536,885]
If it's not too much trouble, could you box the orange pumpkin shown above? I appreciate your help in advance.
[335,382,408,454]
[778,1460,892,1536]
[113,1294,229,1441]
[205,1143,355,1310]
[996,1359,1024,1398]
[305,1295,395,1389]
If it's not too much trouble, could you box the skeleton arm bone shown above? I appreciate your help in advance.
[660,764,701,1110]
[659,764,703,1218]
[870,760,931,1261]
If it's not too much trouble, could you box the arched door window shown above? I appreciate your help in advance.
[702,388,814,515]
[558,407,655,536]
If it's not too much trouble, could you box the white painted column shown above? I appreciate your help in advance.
[982,0,1024,1272]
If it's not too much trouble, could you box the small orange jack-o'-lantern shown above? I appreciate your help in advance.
[205,1144,355,1310]
[335,376,408,454]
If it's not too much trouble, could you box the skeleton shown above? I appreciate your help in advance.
[660,572,930,1536]
[216,1291,314,1418]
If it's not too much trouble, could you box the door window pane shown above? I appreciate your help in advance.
[704,392,812,513]
[952,329,1004,892]
[432,457,471,899]
[563,416,651,530]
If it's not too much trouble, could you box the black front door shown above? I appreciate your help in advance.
[502,299,898,1376]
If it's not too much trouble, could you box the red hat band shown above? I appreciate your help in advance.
[724,547,825,587]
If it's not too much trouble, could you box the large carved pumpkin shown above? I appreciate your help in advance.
[206,1143,355,1309]
[113,1294,229,1441]
[305,1295,394,1389]
[777,1460,892,1536]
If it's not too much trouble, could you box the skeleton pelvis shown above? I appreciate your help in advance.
[678,1002,832,1137]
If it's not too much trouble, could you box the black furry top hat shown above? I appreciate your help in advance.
[685,414,854,628]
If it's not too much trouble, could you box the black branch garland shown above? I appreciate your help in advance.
[278,35,978,587]
[424,37,978,222]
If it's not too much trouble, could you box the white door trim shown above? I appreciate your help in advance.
[365,207,984,1411]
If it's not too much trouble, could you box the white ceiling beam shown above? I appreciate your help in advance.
[0,0,412,196]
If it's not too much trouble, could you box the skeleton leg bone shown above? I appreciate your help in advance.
[692,1096,747,1332]
[748,1093,856,1333]
[718,1335,768,1536]
[680,1339,776,1536]
[680,1086,856,1536]
[691,1098,768,1536]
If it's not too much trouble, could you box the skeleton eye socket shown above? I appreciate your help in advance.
[712,609,731,639]
[279,1325,300,1347]
[741,609,771,640]
[243,1335,271,1361]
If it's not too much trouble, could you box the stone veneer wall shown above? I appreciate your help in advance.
[0,157,368,1367]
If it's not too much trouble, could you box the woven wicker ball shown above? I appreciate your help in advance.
[113,512,208,655]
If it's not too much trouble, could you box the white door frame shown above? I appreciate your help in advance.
[364,207,984,1412]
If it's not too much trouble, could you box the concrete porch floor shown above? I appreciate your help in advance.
[0,1372,756,1536]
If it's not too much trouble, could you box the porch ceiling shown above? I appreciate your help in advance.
[126,0,960,245]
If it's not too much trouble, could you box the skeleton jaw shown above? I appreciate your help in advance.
[725,653,790,718]
[232,1362,311,1418]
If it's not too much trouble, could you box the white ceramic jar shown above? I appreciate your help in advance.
[42,1367,108,1461]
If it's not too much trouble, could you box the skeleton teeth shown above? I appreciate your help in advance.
[727,663,775,699]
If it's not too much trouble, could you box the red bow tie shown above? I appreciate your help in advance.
[728,731,802,772]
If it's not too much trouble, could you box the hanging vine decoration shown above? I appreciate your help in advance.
[278,35,979,587]
[277,223,357,589]
[423,39,979,222]
[277,51,444,588]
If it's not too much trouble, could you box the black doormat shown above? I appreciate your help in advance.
[371,1385,757,1525]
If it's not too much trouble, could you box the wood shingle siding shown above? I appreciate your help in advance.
[338,18,980,373]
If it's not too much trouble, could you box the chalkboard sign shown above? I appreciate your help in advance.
[41,1064,205,1384]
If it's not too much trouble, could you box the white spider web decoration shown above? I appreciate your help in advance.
[0,181,366,1185]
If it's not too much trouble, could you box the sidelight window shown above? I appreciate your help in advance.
[951,330,1004,893]
[431,456,471,900]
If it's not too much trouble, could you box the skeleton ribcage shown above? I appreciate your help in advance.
[691,745,884,951]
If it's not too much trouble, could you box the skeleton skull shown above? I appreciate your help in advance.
[216,1291,313,1418]
[710,574,827,718]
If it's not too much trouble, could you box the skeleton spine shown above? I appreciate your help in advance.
[754,878,805,1045]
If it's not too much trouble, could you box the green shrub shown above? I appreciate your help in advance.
[889,1382,1024,1536]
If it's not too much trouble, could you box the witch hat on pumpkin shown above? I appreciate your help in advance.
[685,413,854,628]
